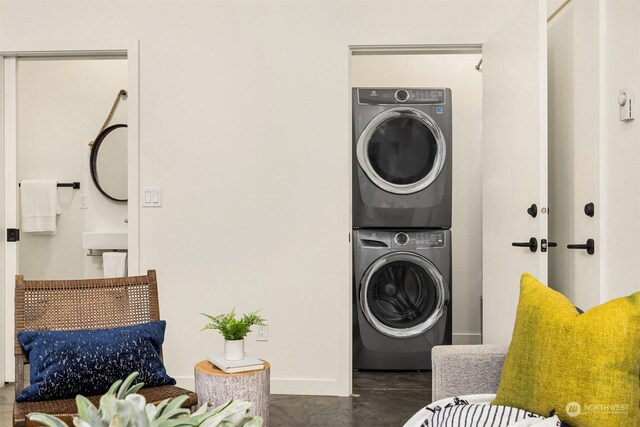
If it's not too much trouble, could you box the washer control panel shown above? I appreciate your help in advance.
[414,230,446,248]
[357,88,446,105]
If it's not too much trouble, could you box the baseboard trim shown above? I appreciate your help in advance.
[270,377,342,396]
[174,375,195,392]
[173,375,344,397]
[452,333,482,345]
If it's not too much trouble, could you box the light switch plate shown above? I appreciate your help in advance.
[142,188,162,207]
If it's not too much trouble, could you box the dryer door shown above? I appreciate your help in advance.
[356,107,446,195]
[360,251,448,338]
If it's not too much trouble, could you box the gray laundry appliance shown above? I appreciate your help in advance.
[353,229,452,370]
[352,88,452,228]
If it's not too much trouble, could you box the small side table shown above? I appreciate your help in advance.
[194,359,270,426]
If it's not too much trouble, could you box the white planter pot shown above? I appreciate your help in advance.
[224,339,245,360]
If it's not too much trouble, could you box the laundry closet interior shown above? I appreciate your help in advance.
[349,50,483,375]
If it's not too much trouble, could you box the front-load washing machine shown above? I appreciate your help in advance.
[353,229,452,370]
[352,88,452,228]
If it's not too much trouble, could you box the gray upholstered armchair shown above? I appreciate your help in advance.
[431,345,508,402]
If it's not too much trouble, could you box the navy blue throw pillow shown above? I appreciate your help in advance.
[16,320,176,402]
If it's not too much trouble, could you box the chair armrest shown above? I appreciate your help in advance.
[431,344,508,401]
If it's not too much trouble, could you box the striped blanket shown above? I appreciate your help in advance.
[403,394,561,427]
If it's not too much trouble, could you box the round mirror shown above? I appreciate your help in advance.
[90,124,127,202]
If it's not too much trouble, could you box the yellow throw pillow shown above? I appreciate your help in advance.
[492,273,640,427]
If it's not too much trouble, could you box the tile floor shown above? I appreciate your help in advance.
[0,371,432,426]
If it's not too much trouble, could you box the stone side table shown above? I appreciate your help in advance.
[194,360,270,426]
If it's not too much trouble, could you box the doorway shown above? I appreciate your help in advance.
[17,56,128,280]
[1,41,140,382]
[349,49,482,383]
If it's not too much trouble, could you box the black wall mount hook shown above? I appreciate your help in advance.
[527,204,538,218]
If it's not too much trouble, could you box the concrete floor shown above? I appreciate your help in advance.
[0,371,431,426]
[0,383,13,424]
[270,371,432,426]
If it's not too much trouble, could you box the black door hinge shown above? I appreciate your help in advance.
[7,228,19,242]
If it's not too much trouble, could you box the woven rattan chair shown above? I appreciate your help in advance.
[13,270,197,427]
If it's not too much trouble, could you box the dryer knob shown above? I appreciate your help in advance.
[395,232,409,245]
[395,89,409,103]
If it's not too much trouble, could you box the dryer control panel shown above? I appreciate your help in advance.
[358,229,446,249]
[357,88,446,105]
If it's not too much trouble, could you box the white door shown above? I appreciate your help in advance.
[0,57,18,384]
[482,0,548,346]
[547,0,601,312]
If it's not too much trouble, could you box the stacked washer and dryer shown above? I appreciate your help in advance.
[352,88,452,370]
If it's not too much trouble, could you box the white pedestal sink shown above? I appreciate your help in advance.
[82,232,128,250]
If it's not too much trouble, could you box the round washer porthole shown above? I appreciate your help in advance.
[359,251,447,338]
[356,107,446,195]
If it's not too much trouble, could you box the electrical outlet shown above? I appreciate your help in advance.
[257,325,268,341]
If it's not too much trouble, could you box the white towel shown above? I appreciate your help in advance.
[20,180,61,233]
[103,252,128,278]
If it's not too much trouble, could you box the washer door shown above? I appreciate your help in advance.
[360,252,447,338]
[356,107,446,195]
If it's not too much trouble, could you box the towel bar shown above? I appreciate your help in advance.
[19,182,80,189]
[86,249,128,257]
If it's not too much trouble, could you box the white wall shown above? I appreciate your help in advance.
[350,53,483,345]
[16,58,127,280]
[602,0,640,301]
[0,0,526,396]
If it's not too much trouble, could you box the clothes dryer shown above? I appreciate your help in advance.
[353,229,452,370]
[352,88,452,228]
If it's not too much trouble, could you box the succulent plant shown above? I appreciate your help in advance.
[27,372,263,427]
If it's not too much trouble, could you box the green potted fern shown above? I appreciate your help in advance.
[201,308,266,360]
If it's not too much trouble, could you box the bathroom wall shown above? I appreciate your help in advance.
[1,0,527,394]
[16,58,127,280]
[350,53,483,344]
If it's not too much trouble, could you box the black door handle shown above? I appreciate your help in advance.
[541,239,557,252]
[567,239,595,255]
[512,237,537,252]
[527,204,538,218]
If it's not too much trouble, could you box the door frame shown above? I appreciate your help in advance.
[0,39,140,382]
[347,43,482,395]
